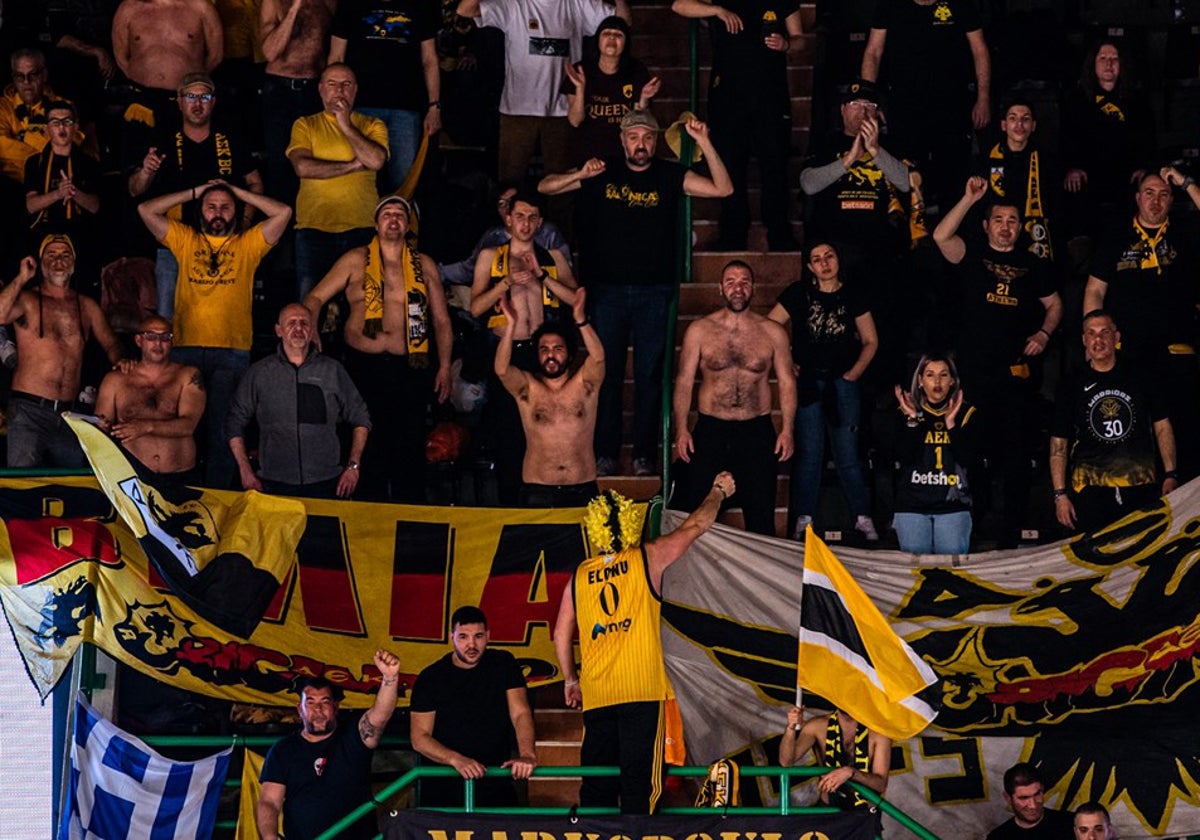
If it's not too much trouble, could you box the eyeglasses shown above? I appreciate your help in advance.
[181,92,214,103]
[846,100,878,112]
[140,331,174,342]
[47,118,76,128]
[12,69,45,83]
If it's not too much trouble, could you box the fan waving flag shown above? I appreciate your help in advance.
[63,413,305,638]
[798,527,939,739]
[59,693,231,840]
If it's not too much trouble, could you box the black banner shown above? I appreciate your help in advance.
[384,809,877,840]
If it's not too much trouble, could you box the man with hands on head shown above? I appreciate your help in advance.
[555,472,735,814]
[410,606,537,807]
[779,705,891,812]
[257,650,403,840]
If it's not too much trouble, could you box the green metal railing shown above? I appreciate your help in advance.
[315,764,940,840]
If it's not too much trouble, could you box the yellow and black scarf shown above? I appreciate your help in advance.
[824,712,871,809]
[486,242,561,330]
[988,143,1053,260]
[362,236,430,366]
[1132,218,1168,274]
[1095,92,1126,122]
[29,147,75,229]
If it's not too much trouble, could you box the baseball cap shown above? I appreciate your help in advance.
[38,233,75,259]
[842,78,881,105]
[620,108,659,132]
[177,73,215,94]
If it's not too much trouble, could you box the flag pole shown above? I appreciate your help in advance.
[794,525,808,730]
[55,648,84,837]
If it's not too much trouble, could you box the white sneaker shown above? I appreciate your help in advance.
[855,515,879,541]
[792,515,813,541]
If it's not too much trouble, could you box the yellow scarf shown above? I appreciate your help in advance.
[30,146,74,229]
[824,712,871,809]
[1095,92,1126,122]
[362,236,430,365]
[988,143,1052,260]
[486,243,561,330]
[1133,218,1168,274]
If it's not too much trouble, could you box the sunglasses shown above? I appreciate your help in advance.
[12,69,45,83]
[181,92,214,103]
[47,118,76,128]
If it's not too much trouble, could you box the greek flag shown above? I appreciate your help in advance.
[59,693,231,840]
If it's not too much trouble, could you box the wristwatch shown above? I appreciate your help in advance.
[347,461,360,471]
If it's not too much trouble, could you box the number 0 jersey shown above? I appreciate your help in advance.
[573,546,668,710]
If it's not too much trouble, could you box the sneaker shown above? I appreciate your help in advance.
[633,457,653,476]
[596,456,617,477]
[855,515,880,542]
[792,515,813,541]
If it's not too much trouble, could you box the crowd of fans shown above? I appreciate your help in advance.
[0,0,1195,552]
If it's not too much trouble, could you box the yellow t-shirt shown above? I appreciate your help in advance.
[574,546,669,710]
[162,220,272,351]
[286,111,388,232]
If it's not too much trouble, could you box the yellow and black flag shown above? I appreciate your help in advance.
[64,414,304,638]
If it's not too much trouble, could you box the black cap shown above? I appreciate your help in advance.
[842,78,882,106]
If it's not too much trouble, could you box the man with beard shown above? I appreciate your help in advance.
[671,259,795,535]
[471,189,577,504]
[128,72,263,319]
[934,176,1062,548]
[540,110,732,477]
[987,762,1073,840]
[409,606,536,807]
[495,288,603,507]
[303,196,453,502]
[0,235,122,467]
[96,314,206,481]
[139,179,292,487]
[1084,167,1200,480]
[227,303,370,499]
[257,650,402,840]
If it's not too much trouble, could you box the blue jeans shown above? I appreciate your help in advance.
[294,227,375,301]
[155,247,179,320]
[792,376,869,518]
[171,346,249,489]
[893,511,973,554]
[591,283,673,461]
[358,107,421,195]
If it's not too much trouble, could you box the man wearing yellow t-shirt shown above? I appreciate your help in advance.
[138,179,292,487]
[287,62,388,301]
[553,473,735,814]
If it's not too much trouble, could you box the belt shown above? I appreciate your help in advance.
[10,390,77,412]
[265,73,316,90]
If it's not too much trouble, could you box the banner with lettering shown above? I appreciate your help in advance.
[0,477,595,706]
[658,483,1200,839]
[382,807,877,840]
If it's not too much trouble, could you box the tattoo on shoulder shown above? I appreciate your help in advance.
[358,714,377,742]
[188,370,204,390]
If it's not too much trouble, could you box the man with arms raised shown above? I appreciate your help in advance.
[112,0,223,136]
[257,650,403,840]
[410,606,536,807]
[987,762,1073,840]
[673,259,795,535]
[495,289,602,507]
[304,196,452,502]
[554,473,735,813]
[0,236,122,467]
[96,315,205,480]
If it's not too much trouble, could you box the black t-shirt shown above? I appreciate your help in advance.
[1051,359,1167,490]
[260,720,376,840]
[137,120,257,222]
[708,0,794,93]
[576,157,687,285]
[894,400,979,514]
[776,280,869,378]
[410,649,527,765]
[871,0,982,99]
[332,0,441,110]
[955,241,1055,369]
[1087,216,1200,360]
[807,133,904,250]
[560,57,651,164]
[1061,85,1156,206]
[986,809,1076,840]
[23,147,101,229]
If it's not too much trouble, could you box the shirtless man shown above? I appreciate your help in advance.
[95,315,206,479]
[303,196,452,503]
[259,0,336,200]
[0,236,123,467]
[779,706,891,815]
[495,289,602,507]
[112,0,223,146]
[672,259,795,535]
[470,189,577,503]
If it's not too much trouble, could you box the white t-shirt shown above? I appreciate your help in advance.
[479,0,613,117]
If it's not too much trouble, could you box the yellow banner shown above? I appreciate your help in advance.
[0,477,601,707]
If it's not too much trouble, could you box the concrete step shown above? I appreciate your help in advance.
[533,708,583,741]
[677,279,792,311]
[693,220,806,252]
[692,252,801,284]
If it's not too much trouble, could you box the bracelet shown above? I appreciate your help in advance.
[1165,470,1180,480]
[346,461,360,471]
[1037,328,1050,339]
[381,677,397,686]
[1184,176,1196,189]
[565,679,579,686]
[1053,488,1068,500]
[575,317,589,327]
[715,485,728,500]
[428,100,441,108]
[537,269,549,282]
